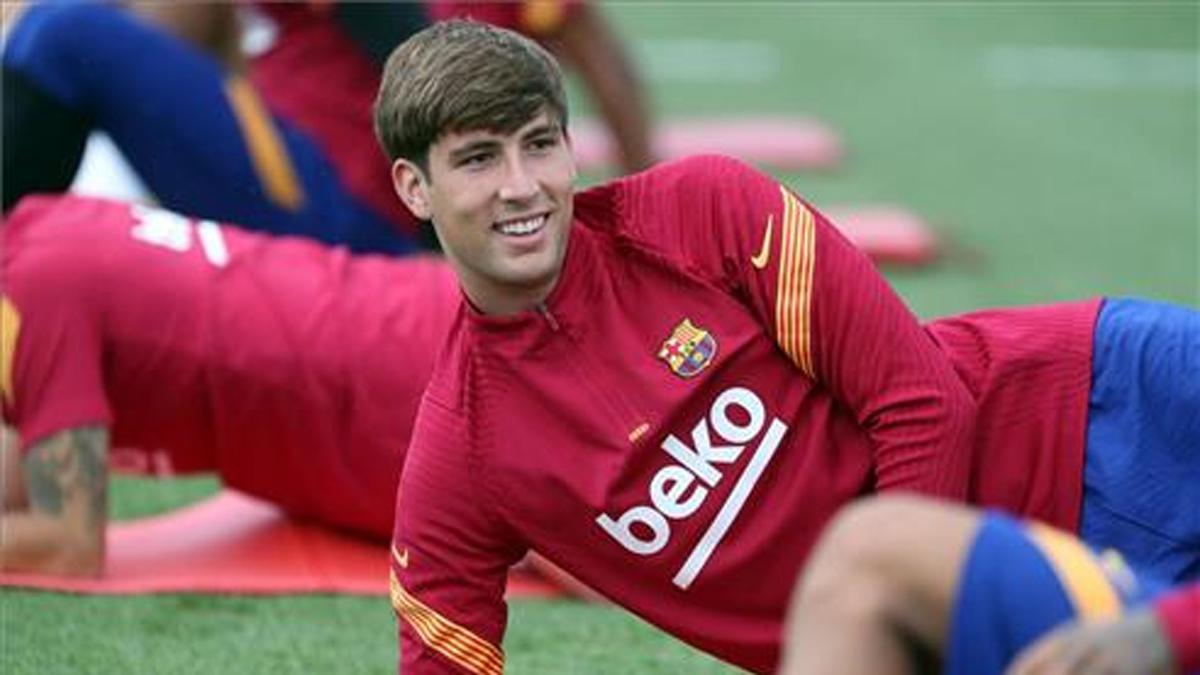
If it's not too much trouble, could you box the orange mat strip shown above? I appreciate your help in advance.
[0,490,561,598]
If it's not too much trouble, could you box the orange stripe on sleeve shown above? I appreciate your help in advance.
[224,77,305,211]
[390,568,505,675]
[0,297,21,405]
[787,192,806,367]
[1028,523,1123,621]
[774,189,815,377]
[520,0,568,36]
[795,202,816,375]
[775,188,795,364]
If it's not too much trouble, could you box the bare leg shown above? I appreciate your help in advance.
[780,496,983,675]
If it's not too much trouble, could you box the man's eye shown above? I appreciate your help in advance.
[459,153,491,167]
[528,136,558,152]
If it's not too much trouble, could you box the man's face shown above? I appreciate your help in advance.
[395,111,576,315]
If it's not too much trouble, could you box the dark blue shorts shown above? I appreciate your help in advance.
[946,513,1160,675]
[1081,298,1200,583]
[3,3,415,255]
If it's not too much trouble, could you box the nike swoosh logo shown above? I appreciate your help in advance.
[393,545,409,569]
[751,214,774,269]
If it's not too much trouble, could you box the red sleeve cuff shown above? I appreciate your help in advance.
[1154,584,1200,673]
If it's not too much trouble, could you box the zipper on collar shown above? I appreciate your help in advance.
[536,302,561,332]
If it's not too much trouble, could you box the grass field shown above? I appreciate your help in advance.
[3,3,1197,673]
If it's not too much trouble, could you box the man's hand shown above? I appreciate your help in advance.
[0,427,109,576]
[1006,611,1176,675]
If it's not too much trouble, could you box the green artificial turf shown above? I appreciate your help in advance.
[3,3,1196,673]
[4,481,736,673]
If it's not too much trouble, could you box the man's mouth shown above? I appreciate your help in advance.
[494,213,549,237]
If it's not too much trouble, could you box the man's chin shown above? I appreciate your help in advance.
[493,264,558,295]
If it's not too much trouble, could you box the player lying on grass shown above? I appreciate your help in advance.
[2,0,652,254]
[375,20,1198,674]
[780,495,1199,675]
[0,194,458,576]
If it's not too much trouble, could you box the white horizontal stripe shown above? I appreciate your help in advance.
[986,46,1198,90]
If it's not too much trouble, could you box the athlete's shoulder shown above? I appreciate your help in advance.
[616,153,762,197]
[398,313,506,536]
[415,309,475,421]
[574,154,763,234]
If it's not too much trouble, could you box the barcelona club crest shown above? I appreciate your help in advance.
[658,319,718,378]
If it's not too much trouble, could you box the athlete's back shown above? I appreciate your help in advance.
[2,195,459,538]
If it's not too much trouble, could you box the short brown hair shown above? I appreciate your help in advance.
[374,20,568,167]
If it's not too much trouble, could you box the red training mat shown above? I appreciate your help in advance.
[570,116,843,171]
[824,205,941,266]
[0,490,562,598]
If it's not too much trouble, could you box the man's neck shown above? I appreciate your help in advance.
[462,276,559,316]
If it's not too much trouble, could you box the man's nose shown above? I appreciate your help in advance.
[497,155,538,202]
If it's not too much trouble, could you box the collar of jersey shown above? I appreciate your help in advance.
[461,222,596,341]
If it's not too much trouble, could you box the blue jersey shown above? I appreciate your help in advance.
[946,513,1164,675]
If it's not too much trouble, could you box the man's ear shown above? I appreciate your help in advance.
[391,159,432,220]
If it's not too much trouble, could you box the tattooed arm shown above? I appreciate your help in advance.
[0,427,108,576]
[2,427,27,511]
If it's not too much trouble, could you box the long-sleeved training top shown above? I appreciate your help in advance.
[390,155,1097,673]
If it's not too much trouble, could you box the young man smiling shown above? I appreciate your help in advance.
[376,20,1198,674]
[388,105,574,315]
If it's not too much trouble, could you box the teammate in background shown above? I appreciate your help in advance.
[3,1,419,254]
[0,194,458,575]
[1,1,653,252]
[780,496,1199,675]
[376,21,1197,674]
[427,0,655,173]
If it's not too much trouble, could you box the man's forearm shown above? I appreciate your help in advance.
[2,427,27,510]
[1,510,90,574]
[557,4,655,173]
[1,427,108,576]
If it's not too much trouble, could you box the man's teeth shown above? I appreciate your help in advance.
[497,215,545,235]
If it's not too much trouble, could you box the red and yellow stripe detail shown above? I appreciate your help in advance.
[390,552,504,675]
[0,296,20,405]
[774,187,816,378]
[1028,523,1123,621]
[224,77,305,211]
[628,422,651,443]
[520,1,568,36]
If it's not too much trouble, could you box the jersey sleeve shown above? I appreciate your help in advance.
[391,395,524,674]
[621,155,976,498]
[1155,582,1200,673]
